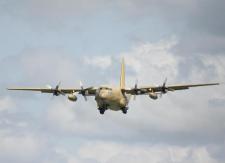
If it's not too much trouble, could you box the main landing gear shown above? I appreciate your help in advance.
[122,107,128,114]
[99,108,105,114]
[98,107,129,114]
[98,107,107,114]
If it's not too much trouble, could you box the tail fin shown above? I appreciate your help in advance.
[120,58,126,89]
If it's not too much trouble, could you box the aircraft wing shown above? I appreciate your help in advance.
[123,83,220,95]
[7,87,97,96]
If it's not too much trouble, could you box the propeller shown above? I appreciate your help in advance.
[162,78,167,94]
[159,78,167,98]
[80,81,88,101]
[133,79,138,100]
[49,81,65,96]
[159,78,175,97]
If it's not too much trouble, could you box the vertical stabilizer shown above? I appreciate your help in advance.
[120,58,125,89]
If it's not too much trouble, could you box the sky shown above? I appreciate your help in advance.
[0,0,225,162]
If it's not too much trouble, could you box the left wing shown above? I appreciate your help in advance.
[123,83,220,95]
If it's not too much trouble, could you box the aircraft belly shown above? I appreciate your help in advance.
[95,97,123,111]
[95,88,128,111]
[108,102,121,111]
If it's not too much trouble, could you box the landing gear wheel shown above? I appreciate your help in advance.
[99,108,105,114]
[122,107,128,114]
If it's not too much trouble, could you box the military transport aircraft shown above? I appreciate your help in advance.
[8,59,219,114]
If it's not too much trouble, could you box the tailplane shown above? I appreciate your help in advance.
[120,58,125,89]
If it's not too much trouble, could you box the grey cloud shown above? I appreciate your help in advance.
[0,0,111,20]
[117,0,225,55]
[2,0,225,56]
[2,0,225,37]
[173,35,225,56]
[187,0,225,36]
[118,0,225,34]
[208,98,225,108]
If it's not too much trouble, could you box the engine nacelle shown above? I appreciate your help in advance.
[149,92,158,100]
[68,94,77,102]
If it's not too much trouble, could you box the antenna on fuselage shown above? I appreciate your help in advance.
[120,57,126,89]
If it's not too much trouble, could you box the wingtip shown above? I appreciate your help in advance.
[212,83,220,86]
[7,88,15,91]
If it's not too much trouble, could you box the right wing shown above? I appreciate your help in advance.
[123,82,220,95]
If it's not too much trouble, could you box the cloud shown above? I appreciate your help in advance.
[121,37,179,84]
[77,141,219,163]
[1,0,225,57]
[0,96,14,112]
[116,0,225,55]
[84,56,112,69]
[0,134,45,163]
[0,0,111,21]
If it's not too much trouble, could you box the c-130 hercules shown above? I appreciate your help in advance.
[8,58,219,114]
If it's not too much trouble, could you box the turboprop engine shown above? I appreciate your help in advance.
[68,94,77,102]
[149,92,158,100]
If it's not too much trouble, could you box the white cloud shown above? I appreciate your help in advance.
[121,37,179,85]
[0,134,44,162]
[201,55,225,82]
[77,141,218,163]
[46,100,77,132]
[45,99,111,136]
[0,96,14,112]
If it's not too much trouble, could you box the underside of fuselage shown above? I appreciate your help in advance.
[96,99,129,114]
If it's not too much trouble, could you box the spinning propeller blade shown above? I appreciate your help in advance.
[133,79,138,100]
[80,81,87,101]
[160,77,168,97]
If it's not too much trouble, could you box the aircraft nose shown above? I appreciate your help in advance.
[99,91,107,99]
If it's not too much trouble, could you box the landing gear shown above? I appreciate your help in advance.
[98,106,107,114]
[122,107,128,114]
[99,108,105,114]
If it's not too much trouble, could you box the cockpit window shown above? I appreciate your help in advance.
[99,87,112,90]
